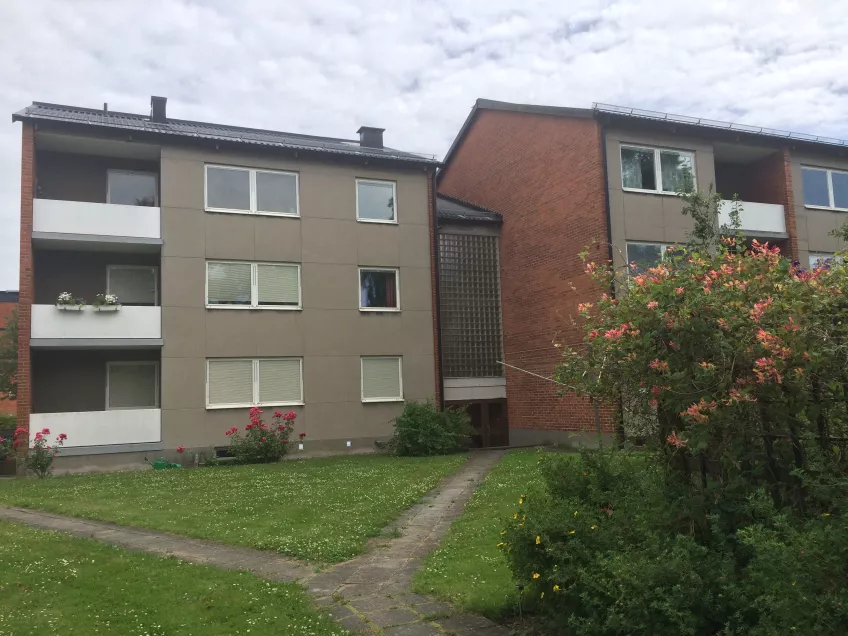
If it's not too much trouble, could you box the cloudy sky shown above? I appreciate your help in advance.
[2,0,847,288]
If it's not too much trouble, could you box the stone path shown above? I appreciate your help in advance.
[0,450,508,635]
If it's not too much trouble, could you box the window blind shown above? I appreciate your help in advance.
[362,357,402,400]
[207,262,252,305]
[258,358,302,404]
[208,359,254,406]
[108,267,156,305]
[107,363,158,409]
[257,264,300,306]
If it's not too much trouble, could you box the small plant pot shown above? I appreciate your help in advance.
[56,304,85,311]
[94,305,121,312]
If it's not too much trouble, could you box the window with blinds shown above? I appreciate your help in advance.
[361,357,403,402]
[107,266,157,305]
[205,165,299,216]
[207,358,303,408]
[206,262,300,308]
[106,362,159,409]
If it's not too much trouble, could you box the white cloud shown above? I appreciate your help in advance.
[1,0,847,287]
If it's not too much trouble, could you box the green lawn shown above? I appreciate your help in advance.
[0,454,466,563]
[0,521,345,636]
[412,449,546,620]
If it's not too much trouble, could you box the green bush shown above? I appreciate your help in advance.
[0,413,15,431]
[385,400,472,456]
[500,449,848,635]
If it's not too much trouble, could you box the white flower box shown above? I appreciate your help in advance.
[94,305,122,312]
[56,304,85,311]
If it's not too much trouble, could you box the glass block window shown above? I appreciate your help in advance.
[438,233,503,378]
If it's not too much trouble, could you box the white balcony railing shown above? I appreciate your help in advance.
[33,199,161,241]
[718,200,786,236]
[31,304,162,343]
[29,409,161,448]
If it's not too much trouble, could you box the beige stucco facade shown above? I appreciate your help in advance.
[158,146,436,451]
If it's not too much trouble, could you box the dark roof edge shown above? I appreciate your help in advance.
[439,98,593,175]
[436,193,503,222]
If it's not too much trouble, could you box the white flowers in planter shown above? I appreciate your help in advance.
[93,293,121,311]
[56,292,86,310]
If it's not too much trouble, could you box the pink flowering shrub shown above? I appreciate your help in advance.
[226,408,296,464]
[16,428,66,478]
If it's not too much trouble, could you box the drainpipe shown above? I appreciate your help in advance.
[431,168,445,409]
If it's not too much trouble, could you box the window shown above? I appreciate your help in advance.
[621,145,695,193]
[359,268,400,310]
[809,252,843,269]
[626,242,674,273]
[206,261,301,309]
[107,171,158,206]
[802,167,848,210]
[361,356,403,402]
[107,266,157,305]
[206,358,303,408]
[356,179,396,223]
[106,361,159,409]
[205,165,299,216]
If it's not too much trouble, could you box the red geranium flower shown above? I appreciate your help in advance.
[274,411,283,418]
[298,432,307,439]
[261,437,267,442]
[176,446,185,453]
[41,428,50,435]
[58,433,67,441]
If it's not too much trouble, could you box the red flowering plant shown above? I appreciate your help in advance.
[558,192,848,538]
[16,428,67,478]
[0,434,11,463]
[225,408,296,464]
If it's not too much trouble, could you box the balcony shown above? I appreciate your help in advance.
[29,409,161,450]
[33,199,161,248]
[718,200,787,238]
[31,304,162,347]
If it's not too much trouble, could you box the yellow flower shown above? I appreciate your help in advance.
[540,592,545,599]
[574,511,579,517]
[513,513,518,519]
[500,530,507,536]
[535,535,541,545]
[519,498,524,505]
[532,572,540,579]
[522,515,526,521]
[569,530,575,535]
[823,513,831,517]
[497,542,504,548]
[519,522,524,526]
[553,585,560,592]
[591,525,597,530]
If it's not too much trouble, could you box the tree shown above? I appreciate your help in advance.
[0,309,18,402]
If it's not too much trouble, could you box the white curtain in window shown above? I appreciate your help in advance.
[208,359,254,406]
[207,262,252,305]
[362,357,402,400]
[660,151,693,193]
[257,264,299,305]
[108,363,158,409]
[258,359,302,404]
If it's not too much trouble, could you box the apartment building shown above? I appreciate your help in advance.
[438,99,848,445]
[13,97,440,470]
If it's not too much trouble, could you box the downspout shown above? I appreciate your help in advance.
[431,168,445,409]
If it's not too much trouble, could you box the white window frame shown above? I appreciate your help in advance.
[106,265,159,305]
[205,358,304,409]
[801,166,848,212]
[356,178,398,224]
[205,260,302,310]
[358,267,401,312]
[360,356,404,403]
[107,170,159,206]
[204,164,300,217]
[809,252,843,269]
[620,145,696,195]
[105,360,160,411]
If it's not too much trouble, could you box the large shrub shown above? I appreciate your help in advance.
[385,400,473,456]
[225,408,296,464]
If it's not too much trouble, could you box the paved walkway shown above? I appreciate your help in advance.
[0,450,508,635]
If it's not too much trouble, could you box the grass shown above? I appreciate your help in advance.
[0,454,467,563]
[412,449,547,620]
[0,521,346,636]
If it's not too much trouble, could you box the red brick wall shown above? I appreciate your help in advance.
[0,302,16,415]
[439,109,615,433]
[747,148,798,259]
[17,124,34,433]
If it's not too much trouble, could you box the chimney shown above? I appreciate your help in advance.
[150,96,167,123]
[357,126,385,149]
